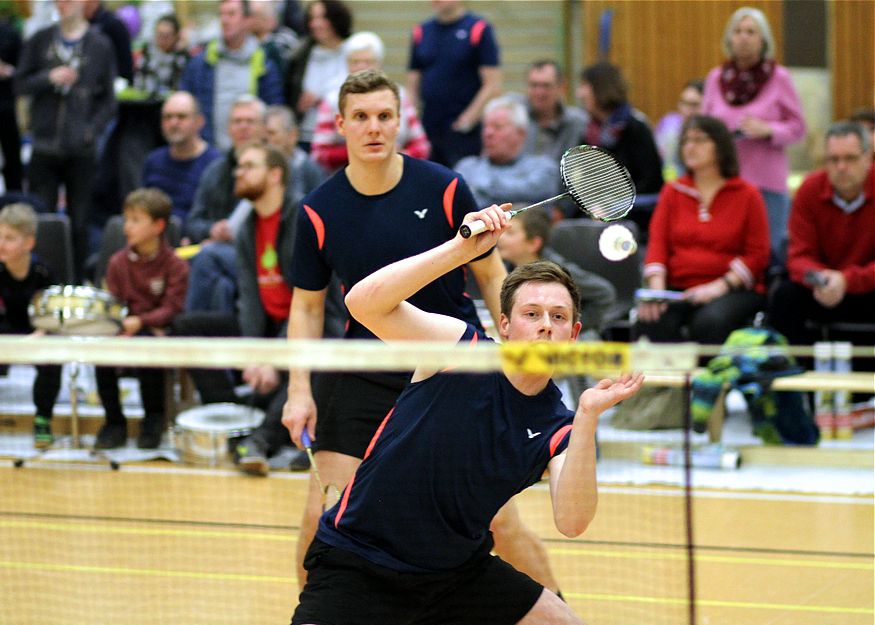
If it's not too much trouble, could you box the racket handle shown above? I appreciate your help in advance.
[301,429,312,449]
[459,212,512,239]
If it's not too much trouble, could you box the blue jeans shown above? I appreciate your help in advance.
[185,242,238,313]
[760,188,790,264]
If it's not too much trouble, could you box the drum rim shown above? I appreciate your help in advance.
[175,403,266,432]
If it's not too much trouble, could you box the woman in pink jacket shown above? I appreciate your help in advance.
[702,6,805,262]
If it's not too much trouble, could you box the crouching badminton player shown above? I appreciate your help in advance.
[290,204,644,625]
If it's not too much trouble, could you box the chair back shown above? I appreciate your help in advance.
[34,213,75,284]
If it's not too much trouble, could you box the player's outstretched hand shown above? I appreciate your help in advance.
[578,372,644,423]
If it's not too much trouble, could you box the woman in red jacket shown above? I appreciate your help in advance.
[636,115,770,344]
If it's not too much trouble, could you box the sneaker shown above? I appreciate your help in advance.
[33,416,54,449]
[94,422,127,449]
[288,448,311,472]
[235,437,269,476]
[137,419,165,450]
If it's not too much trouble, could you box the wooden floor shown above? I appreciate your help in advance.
[0,462,872,625]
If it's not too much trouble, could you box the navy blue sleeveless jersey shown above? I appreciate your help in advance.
[291,154,486,340]
[315,325,576,573]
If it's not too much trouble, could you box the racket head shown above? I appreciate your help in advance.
[559,145,636,222]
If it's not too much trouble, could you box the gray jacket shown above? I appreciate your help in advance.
[15,25,116,155]
[234,193,344,340]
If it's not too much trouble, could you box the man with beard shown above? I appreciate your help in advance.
[173,143,344,472]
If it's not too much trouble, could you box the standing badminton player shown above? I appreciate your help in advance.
[290,204,643,625]
[283,69,563,595]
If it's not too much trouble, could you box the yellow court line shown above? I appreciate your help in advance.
[548,546,873,570]
[0,519,296,542]
[0,560,294,584]
[3,520,869,571]
[568,592,874,615]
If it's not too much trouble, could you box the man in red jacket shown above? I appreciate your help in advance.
[768,121,875,347]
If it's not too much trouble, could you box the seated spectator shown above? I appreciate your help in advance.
[636,115,770,345]
[172,144,344,475]
[180,0,283,152]
[576,62,663,233]
[0,203,60,448]
[654,78,703,180]
[497,209,616,339]
[92,188,188,449]
[142,91,222,225]
[264,104,324,196]
[454,95,558,209]
[132,13,189,97]
[520,59,588,162]
[311,31,430,175]
[768,121,875,348]
[184,95,266,312]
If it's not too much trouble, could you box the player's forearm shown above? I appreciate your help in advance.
[346,238,471,322]
[553,425,599,537]
[286,300,324,396]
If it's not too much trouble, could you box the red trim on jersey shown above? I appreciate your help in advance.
[549,424,573,457]
[334,406,396,527]
[303,204,326,250]
[412,25,422,45]
[443,178,458,228]
[470,19,486,46]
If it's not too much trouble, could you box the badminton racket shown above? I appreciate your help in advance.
[301,430,342,511]
[459,145,636,238]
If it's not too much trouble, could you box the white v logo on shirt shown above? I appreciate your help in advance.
[527,428,541,439]
[414,209,428,219]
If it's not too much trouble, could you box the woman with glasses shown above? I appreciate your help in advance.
[636,115,770,345]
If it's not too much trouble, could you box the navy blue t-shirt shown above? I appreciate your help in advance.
[315,325,575,573]
[142,145,222,222]
[291,154,486,340]
[408,12,500,132]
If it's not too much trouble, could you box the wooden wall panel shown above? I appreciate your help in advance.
[831,1,875,121]
[581,1,783,122]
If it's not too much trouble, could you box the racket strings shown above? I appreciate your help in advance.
[561,147,636,221]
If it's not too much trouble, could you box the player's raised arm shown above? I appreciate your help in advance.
[345,204,510,344]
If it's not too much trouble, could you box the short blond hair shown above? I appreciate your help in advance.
[0,203,38,238]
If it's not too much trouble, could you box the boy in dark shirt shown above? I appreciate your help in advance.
[0,203,59,448]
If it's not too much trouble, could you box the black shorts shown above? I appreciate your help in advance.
[312,371,410,458]
[290,538,544,625]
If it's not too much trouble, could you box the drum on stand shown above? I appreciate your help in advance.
[29,285,127,336]
[173,403,266,467]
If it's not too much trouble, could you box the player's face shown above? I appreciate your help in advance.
[0,224,34,265]
[123,207,164,250]
[825,134,872,199]
[499,281,580,343]
[337,89,400,164]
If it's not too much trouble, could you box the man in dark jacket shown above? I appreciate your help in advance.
[15,0,116,278]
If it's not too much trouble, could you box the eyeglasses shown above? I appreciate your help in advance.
[825,153,865,166]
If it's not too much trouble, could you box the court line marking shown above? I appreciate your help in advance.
[567,592,874,615]
[0,559,869,616]
[2,519,870,571]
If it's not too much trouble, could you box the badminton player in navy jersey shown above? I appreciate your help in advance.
[282,68,563,595]
[290,204,644,625]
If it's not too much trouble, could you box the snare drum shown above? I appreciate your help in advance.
[173,403,265,466]
[29,285,127,336]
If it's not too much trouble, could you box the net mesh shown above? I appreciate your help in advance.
[1,337,872,624]
[561,145,637,221]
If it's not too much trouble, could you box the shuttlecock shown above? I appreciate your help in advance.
[598,224,638,261]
